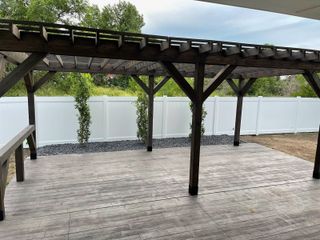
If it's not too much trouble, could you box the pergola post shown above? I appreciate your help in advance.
[234,78,245,146]
[132,75,171,151]
[303,71,320,178]
[227,77,256,146]
[189,62,205,195]
[147,75,155,151]
[27,91,37,159]
[161,62,236,195]
[24,73,37,159]
[313,126,320,179]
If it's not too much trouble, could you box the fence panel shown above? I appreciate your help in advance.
[0,96,319,147]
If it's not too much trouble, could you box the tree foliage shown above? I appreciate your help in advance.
[0,0,88,24]
[292,75,317,97]
[0,1,318,99]
[81,1,144,32]
[247,77,283,96]
[189,103,207,138]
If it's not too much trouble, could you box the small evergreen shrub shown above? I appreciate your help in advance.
[136,92,148,143]
[75,75,91,144]
[189,102,207,137]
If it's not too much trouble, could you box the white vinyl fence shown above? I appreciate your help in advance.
[1,96,320,147]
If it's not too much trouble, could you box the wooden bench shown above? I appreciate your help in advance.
[0,125,36,221]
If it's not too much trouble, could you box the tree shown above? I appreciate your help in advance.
[74,73,92,144]
[0,0,88,24]
[246,77,284,96]
[189,103,207,138]
[136,92,148,143]
[82,1,145,89]
[82,1,144,32]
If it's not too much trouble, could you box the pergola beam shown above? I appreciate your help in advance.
[0,53,46,97]
[226,78,239,93]
[160,61,195,101]
[33,71,57,92]
[203,65,237,101]
[303,71,320,98]
[132,75,149,93]
[240,78,257,95]
[154,76,171,93]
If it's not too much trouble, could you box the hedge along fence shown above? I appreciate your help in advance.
[0,96,320,147]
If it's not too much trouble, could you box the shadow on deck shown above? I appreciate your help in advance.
[1,143,319,240]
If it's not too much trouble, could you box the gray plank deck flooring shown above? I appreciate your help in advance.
[1,143,320,239]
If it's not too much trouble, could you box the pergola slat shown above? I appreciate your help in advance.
[55,55,64,68]
[10,23,20,39]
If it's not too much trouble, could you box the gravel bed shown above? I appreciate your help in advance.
[38,135,236,156]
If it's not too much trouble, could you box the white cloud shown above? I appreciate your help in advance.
[89,0,320,49]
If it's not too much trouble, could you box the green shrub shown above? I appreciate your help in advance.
[74,74,91,144]
[189,102,207,137]
[136,92,148,143]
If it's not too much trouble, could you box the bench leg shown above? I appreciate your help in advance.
[15,144,24,182]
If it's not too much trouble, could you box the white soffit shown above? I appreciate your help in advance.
[199,0,320,20]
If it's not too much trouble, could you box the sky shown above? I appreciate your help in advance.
[89,0,320,49]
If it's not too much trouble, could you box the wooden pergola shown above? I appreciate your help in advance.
[0,19,320,221]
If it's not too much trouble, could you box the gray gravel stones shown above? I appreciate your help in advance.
[38,135,235,156]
